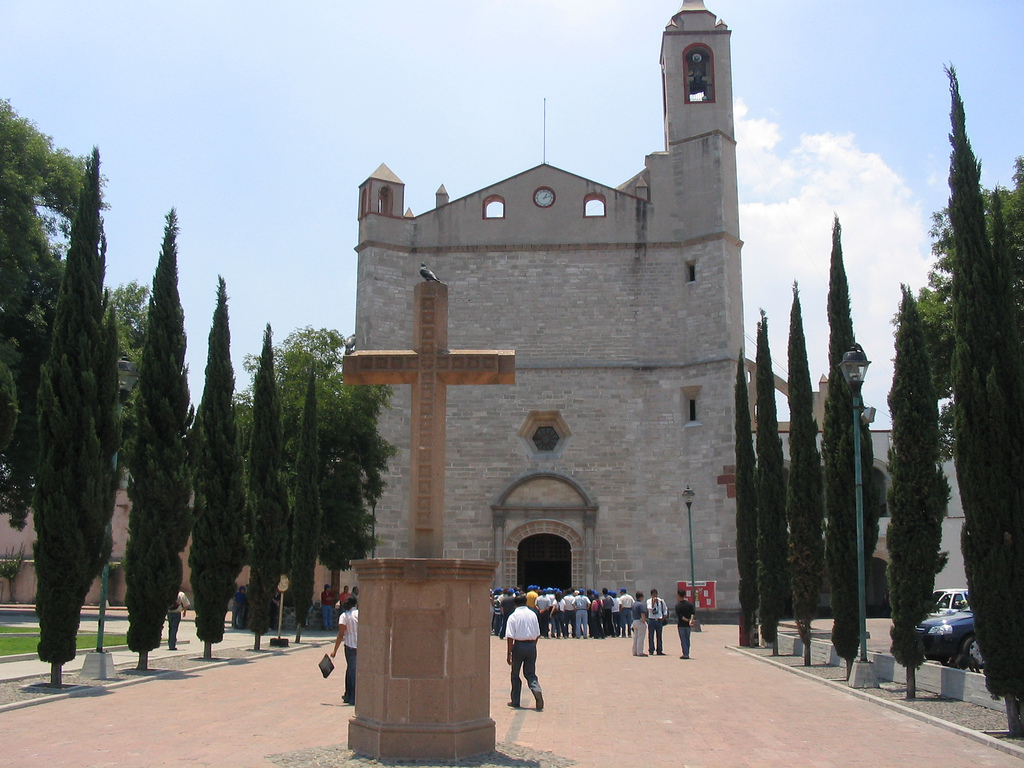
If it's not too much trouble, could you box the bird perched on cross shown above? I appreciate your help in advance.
[420,263,442,283]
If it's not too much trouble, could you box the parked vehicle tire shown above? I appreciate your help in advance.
[962,633,984,670]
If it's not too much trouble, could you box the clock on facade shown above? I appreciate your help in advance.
[533,187,555,207]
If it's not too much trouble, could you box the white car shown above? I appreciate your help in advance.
[931,588,969,615]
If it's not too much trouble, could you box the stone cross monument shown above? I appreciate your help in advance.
[344,280,514,557]
[341,279,515,760]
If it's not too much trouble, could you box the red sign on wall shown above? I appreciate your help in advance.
[677,581,716,609]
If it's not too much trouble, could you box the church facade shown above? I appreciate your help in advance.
[351,1,745,613]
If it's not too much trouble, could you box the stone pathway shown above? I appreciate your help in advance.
[1,621,1022,767]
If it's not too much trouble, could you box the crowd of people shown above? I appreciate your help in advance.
[491,585,696,659]
[495,585,697,712]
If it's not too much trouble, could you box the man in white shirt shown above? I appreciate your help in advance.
[167,590,190,651]
[646,589,669,656]
[535,589,554,638]
[505,594,544,710]
[617,589,635,638]
[331,596,359,705]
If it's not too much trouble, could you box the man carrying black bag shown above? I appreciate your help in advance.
[331,596,359,705]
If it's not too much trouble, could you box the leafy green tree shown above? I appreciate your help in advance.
[0,100,86,529]
[238,327,394,571]
[786,285,824,666]
[734,354,758,646]
[0,360,16,451]
[109,281,150,363]
[754,311,788,654]
[247,325,289,650]
[822,216,878,675]
[33,148,120,687]
[189,278,247,660]
[917,156,1024,455]
[946,67,1024,734]
[887,285,949,699]
[125,210,192,671]
[291,369,321,643]
[108,280,150,473]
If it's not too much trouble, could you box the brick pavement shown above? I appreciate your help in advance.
[1,622,1021,768]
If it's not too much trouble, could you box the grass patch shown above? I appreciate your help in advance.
[0,626,34,634]
[0,633,128,657]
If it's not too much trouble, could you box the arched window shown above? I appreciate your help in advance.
[483,195,505,219]
[584,193,606,218]
[684,45,714,104]
[377,186,393,215]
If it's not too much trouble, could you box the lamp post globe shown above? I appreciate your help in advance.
[840,344,870,395]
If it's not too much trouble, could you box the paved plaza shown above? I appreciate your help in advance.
[1,612,1022,767]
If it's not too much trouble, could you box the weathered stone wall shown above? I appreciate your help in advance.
[356,240,741,610]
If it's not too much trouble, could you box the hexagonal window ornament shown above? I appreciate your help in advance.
[532,426,560,452]
[518,411,572,459]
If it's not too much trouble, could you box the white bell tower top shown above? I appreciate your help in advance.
[660,1,734,150]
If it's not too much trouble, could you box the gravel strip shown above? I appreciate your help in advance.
[736,645,1023,745]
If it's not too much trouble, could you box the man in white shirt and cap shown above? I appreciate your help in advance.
[505,594,544,710]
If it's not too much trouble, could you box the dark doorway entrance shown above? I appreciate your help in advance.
[517,533,571,590]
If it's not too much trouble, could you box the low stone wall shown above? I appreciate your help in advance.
[776,631,999,712]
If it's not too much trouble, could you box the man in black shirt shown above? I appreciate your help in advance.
[675,589,695,659]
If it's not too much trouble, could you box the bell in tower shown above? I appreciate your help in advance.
[685,45,714,103]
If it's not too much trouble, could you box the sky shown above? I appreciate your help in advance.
[4,0,1023,427]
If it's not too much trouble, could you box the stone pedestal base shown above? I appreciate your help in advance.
[81,650,116,680]
[849,659,879,689]
[348,558,498,761]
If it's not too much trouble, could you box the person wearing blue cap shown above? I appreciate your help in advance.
[535,588,554,638]
[491,589,503,635]
[525,585,540,614]
[610,588,623,637]
[618,589,635,638]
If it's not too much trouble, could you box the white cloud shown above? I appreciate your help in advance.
[735,100,933,427]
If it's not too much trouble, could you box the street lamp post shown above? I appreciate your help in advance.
[683,484,698,629]
[82,357,139,680]
[839,343,876,688]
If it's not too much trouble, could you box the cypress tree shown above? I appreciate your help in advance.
[33,148,120,687]
[754,312,788,653]
[887,285,949,698]
[189,278,247,660]
[946,67,1024,733]
[734,354,758,646]
[247,324,289,650]
[291,368,322,643]
[822,216,862,673]
[786,285,825,666]
[124,210,192,671]
[0,359,16,451]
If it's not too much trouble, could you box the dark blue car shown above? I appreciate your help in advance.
[915,610,983,668]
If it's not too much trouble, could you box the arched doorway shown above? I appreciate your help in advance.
[493,473,595,588]
[518,533,572,590]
